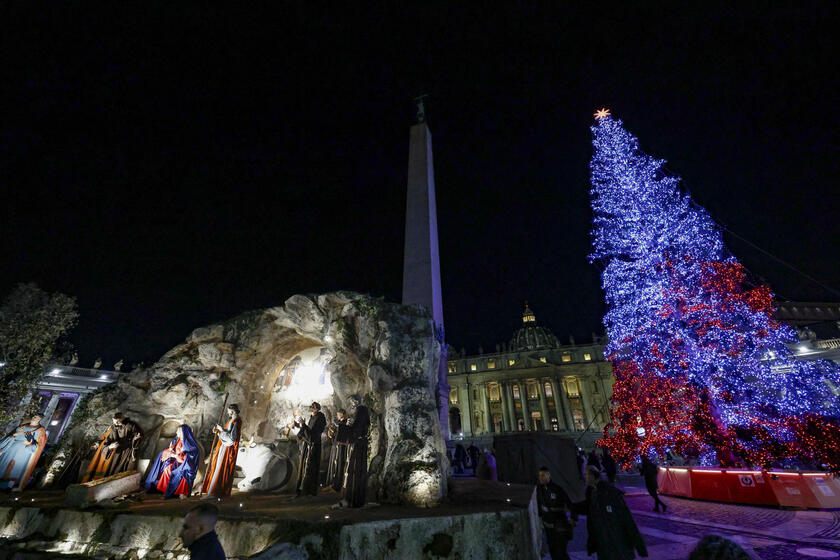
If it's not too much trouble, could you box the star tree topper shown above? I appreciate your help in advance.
[594,108,611,119]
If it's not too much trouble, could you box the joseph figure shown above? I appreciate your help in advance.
[201,404,242,499]
[81,412,143,482]
[336,394,369,508]
[292,401,326,497]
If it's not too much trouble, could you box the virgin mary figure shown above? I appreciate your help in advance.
[143,424,200,499]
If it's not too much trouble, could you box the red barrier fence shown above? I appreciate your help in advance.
[657,467,840,509]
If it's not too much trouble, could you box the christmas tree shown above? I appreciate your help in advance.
[589,109,840,469]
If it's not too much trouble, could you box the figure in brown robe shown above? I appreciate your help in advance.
[336,394,369,508]
[81,412,143,482]
[325,409,350,492]
[201,404,242,498]
[292,401,326,497]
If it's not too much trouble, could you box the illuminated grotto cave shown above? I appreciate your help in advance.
[47,292,449,506]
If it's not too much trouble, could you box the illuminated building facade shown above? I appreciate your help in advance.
[25,365,121,444]
[446,304,612,448]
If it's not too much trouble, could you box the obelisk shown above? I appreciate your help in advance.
[402,96,450,439]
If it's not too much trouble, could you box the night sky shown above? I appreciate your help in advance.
[4,5,840,367]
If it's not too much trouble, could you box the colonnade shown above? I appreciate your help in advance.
[452,375,601,436]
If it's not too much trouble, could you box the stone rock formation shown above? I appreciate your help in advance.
[48,292,448,506]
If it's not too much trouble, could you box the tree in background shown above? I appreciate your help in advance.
[589,110,840,469]
[0,283,78,425]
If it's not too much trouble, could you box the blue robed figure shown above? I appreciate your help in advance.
[143,424,200,499]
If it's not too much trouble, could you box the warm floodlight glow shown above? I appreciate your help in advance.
[50,368,61,375]
[283,360,333,402]
[99,374,109,380]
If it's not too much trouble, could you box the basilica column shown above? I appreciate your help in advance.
[538,379,551,430]
[555,377,575,431]
[518,380,531,431]
[460,381,472,436]
[499,382,511,432]
[482,382,492,433]
[579,377,595,430]
[549,378,565,430]
[504,382,516,432]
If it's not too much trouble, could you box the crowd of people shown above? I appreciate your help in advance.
[536,447,753,560]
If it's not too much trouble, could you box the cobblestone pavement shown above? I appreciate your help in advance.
[547,476,840,560]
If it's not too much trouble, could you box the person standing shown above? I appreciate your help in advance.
[640,455,667,513]
[453,444,467,474]
[587,448,602,472]
[536,466,575,560]
[477,448,498,481]
[202,404,242,499]
[82,412,143,482]
[326,409,351,492]
[338,394,370,508]
[0,414,48,491]
[466,443,480,475]
[179,503,226,560]
[583,466,647,559]
[144,425,201,499]
[292,401,326,497]
[602,449,618,484]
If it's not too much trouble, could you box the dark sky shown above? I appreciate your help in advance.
[3,5,840,367]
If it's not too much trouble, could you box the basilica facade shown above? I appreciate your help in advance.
[446,304,613,447]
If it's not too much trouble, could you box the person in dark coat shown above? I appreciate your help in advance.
[335,394,370,508]
[640,455,667,513]
[179,503,226,560]
[536,466,576,560]
[602,449,618,484]
[292,401,326,497]
[587,449,602,471]
[453,444,467,474]
[583,466,648,559]
[466,443,481,475]
[326,409,351,492]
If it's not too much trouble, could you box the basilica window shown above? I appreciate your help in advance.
[583,352,592,361]
[564,377,580,397]
[487,359,496,369]
[448,363,457,373]
[544,382,553,397]
[561,353,572,363]
[488,384,501,402]
[539,356,547,363]
[509,359,516,366]
[470,363,477,371]
[512,384,521,399]
[517,418,526,431]
[527,381,539,399]
[572,409,585,431]
[449,388,459,405]
[531,411,542,431]
[493,413,503,433]
[551,417,559,431]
